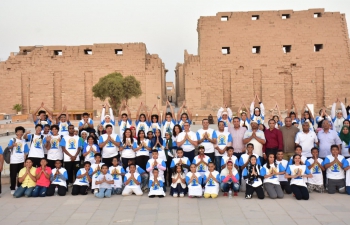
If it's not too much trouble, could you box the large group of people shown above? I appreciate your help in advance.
[1,96,350,201]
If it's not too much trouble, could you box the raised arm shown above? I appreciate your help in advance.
[168,101,174,120]
[136,102,142,121]
[107,102,115,122]
[276,103,282,121]
[243,102,251,120]
[186,104,192,121]
[56,107,64,124]
[177,102,185,121]
[32,104,42,122]
[118,101,124,121]
[293,101,299,120]
[42,102,53,118]
[125,103,131,118]
[101,104,106,123]
[305,102,314,120]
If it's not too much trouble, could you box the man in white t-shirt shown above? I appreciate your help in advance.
[243,120,266,161]
[197,119,217,162]
[176,122,198,163]
[295,122,318,158]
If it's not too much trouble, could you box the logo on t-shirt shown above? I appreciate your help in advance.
[218,135,226,145]
[312,165,321,174]
[15,142,23,153]
[68,138,76,149]
[331,163,340,172]
[207,178,215,186]
[34,138,42,149]
[198,163,206,172]
[51,139,59,149]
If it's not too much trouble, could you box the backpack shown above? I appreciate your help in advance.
[3,138,16,164]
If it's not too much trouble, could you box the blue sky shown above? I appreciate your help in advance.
[0,0,349,83]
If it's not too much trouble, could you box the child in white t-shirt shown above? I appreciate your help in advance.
[109,156,125,195]
[148,168,166,198]
[122,164,143,196]
[306,147,325,193]
[90,153,104,194]
[95,164,114,198]
[193,146,211,178]
[71,162,92,196]
[203,162,220,198]
[170,164,187,197]
[186,164,203,198]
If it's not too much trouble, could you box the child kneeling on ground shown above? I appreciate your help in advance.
[109,157,125,195]
[203,162,220,198]
[122,164,143,196]
[148,168,166,198]
[220,160,240,197]
[95,164,114,198]
[72,161,92,196]
[186,164,203,198]
[170,164,187,197]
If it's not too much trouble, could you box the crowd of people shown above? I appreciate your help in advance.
[1,96,350,201]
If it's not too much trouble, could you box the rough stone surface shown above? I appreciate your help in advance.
[0,43,167,114]
[176,9,350,112]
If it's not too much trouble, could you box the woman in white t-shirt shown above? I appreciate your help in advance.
[134,130,151,171]
[120,128,137,170]
[260,153,285,199]
[285,154,313,200]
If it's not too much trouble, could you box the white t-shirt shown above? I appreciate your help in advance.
[341,141,350,157]
[295,131,318,157]
[135,120,149,135]
[162,119,176,136]
[261,163,285,185]
[28,134,46,158]
[323,155,348,179]
[306,158,324,185]
[135,139,151,157]
[47,135,63,160]
[196,128,217,154]
[60,135,82,162]
[215,130,232,157]
[109,165,125,188]
[276,159,288,182]
[286,164,310,187]
[176,131,197,152]
[243,130,266,156]
[99,134,121,158]
[8,138,29,164]
[193,155,211,177]
[74,168,92,186]
[51,168,68,187]
[121,138,137,158]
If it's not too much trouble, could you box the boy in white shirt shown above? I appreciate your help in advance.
[148,168,166,198]
[122,164,143,196]
[323,145,349,194]
[46,160,68,196]
[91,153,104,194]
[306,147,325,193]
[95,164,114,198]
[276,151,291,194]
[126,159,149,192]
[72,161,92,195]
[221,147,239,170]
[192,146,211,179]
[146,150,166,185]
[170,148,191,174]
[8,126,30,194]
[24,124,48,168]
[109,157,125,195]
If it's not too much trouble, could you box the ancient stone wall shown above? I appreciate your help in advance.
[177,8,350,113]
[0,43,166,115]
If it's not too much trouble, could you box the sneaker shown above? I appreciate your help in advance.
[11,190,15,195]
[223,192,228,197]
[188,195,193,198]
[94,189,99,194]
[173,194,178,198]
[234,192,238,196]
[179,193,184,197]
